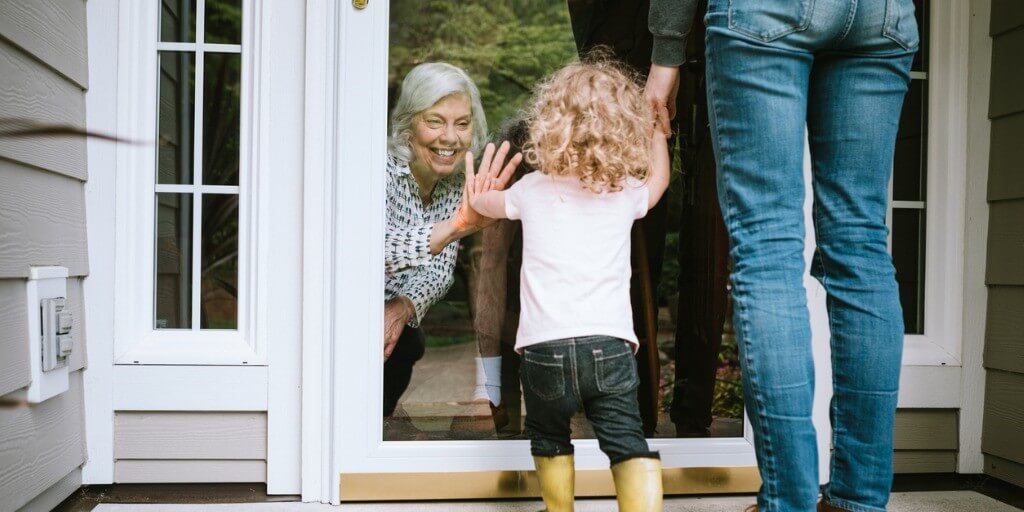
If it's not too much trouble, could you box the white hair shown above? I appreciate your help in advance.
[387,62,488,165]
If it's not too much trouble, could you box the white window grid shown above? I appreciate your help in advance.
[155,0,243,332]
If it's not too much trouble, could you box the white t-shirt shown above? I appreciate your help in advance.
[504,171,650,352]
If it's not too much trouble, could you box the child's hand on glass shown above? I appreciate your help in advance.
[456,141,522,229]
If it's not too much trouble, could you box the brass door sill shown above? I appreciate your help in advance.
[340,466,760,501]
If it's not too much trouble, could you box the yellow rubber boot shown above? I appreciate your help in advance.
[533,455,575,512]
[610,457,663,512]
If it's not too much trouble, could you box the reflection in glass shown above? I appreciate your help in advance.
[160,0,196,43]
[893,80,927,202]
[383,0,744,442]
[158,52,195,185]
[892,209,926,334]
[910,0,928,73]
[155,193,193,329]
[203,53,241,186]
[201,194,239,329]
[205,0,242,44]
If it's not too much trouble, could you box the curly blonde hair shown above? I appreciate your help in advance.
[523,58,652,192]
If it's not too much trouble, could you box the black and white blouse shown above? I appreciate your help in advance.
[385,154,463,327]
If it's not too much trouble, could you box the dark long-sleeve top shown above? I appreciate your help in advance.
[649,0,699,66]
[384,154,463,327]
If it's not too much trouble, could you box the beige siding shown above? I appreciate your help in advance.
[991,0,1024,36]
[893,451,958,473]
[985,286,1024,374]
[0,159,89,278]
[114,412,268,460]
[0,37,86,181]
[0,0,88,88]
[982,370,1024,463]
[0,2,89,510]
[112,412,268,484]
[0,373,86,511]
[985,200,1024,286]
[985,454,1024,489]
[0,280,30,397]
[987,112,1024,201]
[988,27,1024,119]
[893,409,959,473]
[893,409,958,451]
[113,460,267,484]
[983,13,1024,487]
[14,468,81,512]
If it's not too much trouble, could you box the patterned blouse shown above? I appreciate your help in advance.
[385,154,464,327]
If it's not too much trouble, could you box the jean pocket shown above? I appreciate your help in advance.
[883,0,920,51]
[727,0,814,42]
[593,347,638,394]
[523,351,566,401]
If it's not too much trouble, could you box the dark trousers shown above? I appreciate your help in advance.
[522,336,656,465]
[383,325,425,417]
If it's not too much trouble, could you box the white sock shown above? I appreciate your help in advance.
[473,356,489,402]
[481,356,502,406]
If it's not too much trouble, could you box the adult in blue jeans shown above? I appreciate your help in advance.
[645,1,918,511]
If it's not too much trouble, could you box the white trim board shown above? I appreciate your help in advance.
[113,0,266,366]
[901,0,972,368]
[81,0,119,485]
[113,365,268,411]
[301,0,340,503]
[957,0,993,474]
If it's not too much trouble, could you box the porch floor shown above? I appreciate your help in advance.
[84,491,1020,511]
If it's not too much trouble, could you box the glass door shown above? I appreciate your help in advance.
[330,0,836,501]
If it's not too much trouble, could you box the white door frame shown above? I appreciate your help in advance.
[83,0,304,492]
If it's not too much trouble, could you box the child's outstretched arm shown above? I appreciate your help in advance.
[646,130,671,209]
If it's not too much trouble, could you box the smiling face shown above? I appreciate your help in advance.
[408,94,473,181]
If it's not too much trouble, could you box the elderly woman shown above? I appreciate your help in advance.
[383,62,520,417]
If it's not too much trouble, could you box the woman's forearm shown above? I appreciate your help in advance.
[429,217,478,255]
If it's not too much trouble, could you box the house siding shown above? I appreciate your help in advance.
[893,409,959,473]
[982,0,1024,488]
[112,411,268,483]
[0,0,89,510]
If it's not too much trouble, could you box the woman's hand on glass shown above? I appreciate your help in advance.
[383,297,414,362]
[458,141,522,230]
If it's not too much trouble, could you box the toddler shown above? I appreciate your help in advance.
[466,59,670,512]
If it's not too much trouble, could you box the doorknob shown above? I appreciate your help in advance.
[353,0,368,9]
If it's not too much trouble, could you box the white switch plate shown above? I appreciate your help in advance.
[21,266,70,403]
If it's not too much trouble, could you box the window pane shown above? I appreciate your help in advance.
[160,0,196,43]
[205,0,242,44]
[201,194,238,329]
[158,52,196,185]
[892,209,926,334]
[155,193,193,329]
[203,53,241,186]
[893,79,927,202]
[382,0,744,443]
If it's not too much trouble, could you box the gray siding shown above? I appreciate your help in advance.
[113,412,268,483]
[893,409,959,473]
[0,373,86,511]
[0,1,89,510]
[982,0,1024,486]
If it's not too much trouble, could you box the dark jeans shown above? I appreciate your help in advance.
[521,336,657,465]
[383,325,425,417]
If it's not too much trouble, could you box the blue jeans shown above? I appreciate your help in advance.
[521,336,657,465]
[704,0,917,510]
